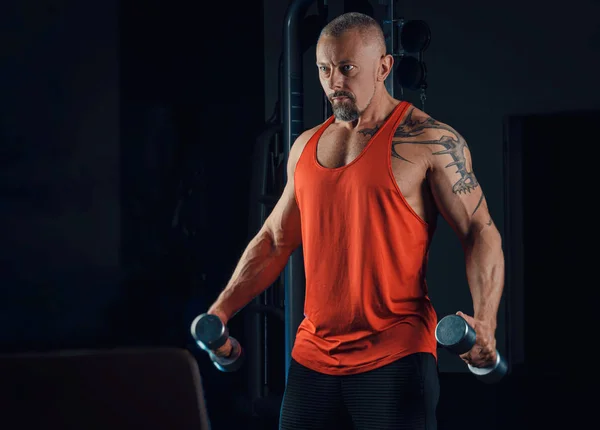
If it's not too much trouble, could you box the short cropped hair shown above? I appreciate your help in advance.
[319,12,386,53]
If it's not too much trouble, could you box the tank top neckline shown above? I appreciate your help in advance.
[313,101,407,172]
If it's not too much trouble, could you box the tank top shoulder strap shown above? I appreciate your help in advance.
[387,101,412,132]
[310,116,335,143]
[368,101,412,157]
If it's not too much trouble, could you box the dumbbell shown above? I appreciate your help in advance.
[435,314,508,384]
[190,313,245,372]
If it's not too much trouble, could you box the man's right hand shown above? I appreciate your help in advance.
[206,310,233,357]
[213,338,234,358]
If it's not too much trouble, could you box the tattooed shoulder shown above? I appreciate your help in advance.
[393,107,466,143]
[392,107,479,196]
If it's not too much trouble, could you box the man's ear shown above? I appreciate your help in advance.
[378,54,394,82]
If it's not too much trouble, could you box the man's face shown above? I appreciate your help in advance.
[316,30,381,122]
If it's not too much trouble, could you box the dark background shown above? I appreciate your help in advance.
[1,0,598,429]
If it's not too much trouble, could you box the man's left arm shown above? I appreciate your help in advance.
[425,123,505,368]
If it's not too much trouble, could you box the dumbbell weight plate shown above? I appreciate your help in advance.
[400,19,431,53]
[396,56,427,91]
[191,313,228,351]
[435,314,476,355]
[467,353,508,384]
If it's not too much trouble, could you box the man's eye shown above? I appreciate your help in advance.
[342,65,354,72]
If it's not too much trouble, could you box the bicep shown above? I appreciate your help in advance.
[428,139,492,241]
[262,133,309,250]
[263,180,302,250]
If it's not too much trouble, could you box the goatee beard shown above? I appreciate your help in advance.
[332,101,360,122]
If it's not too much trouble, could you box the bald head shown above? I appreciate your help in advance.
[318,12,386,55]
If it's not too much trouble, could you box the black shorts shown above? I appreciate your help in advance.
[279,353,440,430]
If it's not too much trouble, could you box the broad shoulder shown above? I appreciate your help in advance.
[287,122,326,173]
[393,106,464,143]
[393,107,469,165]
[390,106,472,173]
[289,123,325,162]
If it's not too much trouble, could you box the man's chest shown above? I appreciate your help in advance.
[316,127,378,169]
[315,127,429,180]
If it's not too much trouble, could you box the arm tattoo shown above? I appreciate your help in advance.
[393,108,480,196]
[392,150,413,163]
[472,194,484,216]
[363,123,415,163]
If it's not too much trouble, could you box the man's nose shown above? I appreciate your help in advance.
[327,70,344,90]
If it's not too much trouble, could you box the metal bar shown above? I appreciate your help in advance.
[245,124,280,410]
[380,0,395,97]
[282,0,316,380]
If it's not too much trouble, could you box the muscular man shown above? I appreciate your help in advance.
[206,12,504,430]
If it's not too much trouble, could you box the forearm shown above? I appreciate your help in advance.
[463,227,505,328]
[208,228,294,323]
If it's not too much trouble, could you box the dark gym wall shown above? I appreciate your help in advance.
[118,2,265,423]
[1,0,265,358]
[117,1,265,390]
[1,0,264,426]
[0,0,120,350]
[262,0,600,372]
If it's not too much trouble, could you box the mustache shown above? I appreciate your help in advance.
[329,91,355,101]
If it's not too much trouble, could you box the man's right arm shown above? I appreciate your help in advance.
[206,130,312,326]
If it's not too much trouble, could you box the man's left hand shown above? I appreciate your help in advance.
[455,311,497,368]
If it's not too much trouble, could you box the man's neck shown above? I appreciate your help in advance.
[340,94,401,131]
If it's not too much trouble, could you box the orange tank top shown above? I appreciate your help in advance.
[291,101,438,375]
